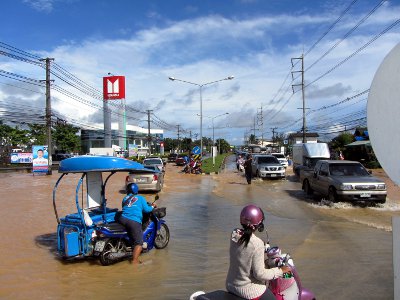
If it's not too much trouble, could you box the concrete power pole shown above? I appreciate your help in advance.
[40,57,54,175]
[291,54,307,143]
[271,127,278,148]
[177,125,181,151]
[252,117,257,143]
[147,110,153,154]
[257,106,263,145]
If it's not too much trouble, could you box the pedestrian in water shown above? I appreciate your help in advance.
[244,154,253,184]
[226,205,291,299]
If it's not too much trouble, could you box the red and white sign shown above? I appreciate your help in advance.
[103,76,125,100]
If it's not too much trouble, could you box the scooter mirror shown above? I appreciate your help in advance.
[155,194,159,201]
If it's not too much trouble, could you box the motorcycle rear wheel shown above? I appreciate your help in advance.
[154,223,170,249]
[99,239,127,266]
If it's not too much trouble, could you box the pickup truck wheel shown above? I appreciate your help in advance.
[303,179,313,195]
[376,197,386,204]
[328,187,338,202]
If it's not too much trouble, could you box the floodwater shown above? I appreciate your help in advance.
[0,156,398,299]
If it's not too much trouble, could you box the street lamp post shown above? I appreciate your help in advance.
[168,76,234,158]
[209,113,229,166]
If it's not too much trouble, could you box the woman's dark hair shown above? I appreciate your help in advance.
[238,225,254,247]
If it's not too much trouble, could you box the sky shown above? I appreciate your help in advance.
[1,0,400,146]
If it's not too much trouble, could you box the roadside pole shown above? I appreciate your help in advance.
[394,217,400,299]
[40,57,54,175]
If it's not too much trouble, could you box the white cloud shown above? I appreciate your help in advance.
[23,0,54,13]
[2,2,400,144]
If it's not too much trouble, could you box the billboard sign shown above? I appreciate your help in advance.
[103,76,125,100]
[10,152,33,164]
[32,145,49,174]
[128,144,138,157]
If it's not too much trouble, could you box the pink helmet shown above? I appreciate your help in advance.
[240,205,264,228]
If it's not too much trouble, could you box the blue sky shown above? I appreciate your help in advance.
[1,0,400,145]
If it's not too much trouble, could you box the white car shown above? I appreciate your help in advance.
[271,153,289,168]
[142,157,165,172]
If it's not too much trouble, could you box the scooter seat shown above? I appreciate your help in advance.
[98,222,127,234]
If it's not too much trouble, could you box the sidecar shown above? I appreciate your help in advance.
[52,155,153,259]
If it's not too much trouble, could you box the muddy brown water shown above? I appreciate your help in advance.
[0,156,398,299]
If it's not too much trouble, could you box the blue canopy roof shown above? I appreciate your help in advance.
[58,155,149,173]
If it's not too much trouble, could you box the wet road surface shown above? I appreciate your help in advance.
[0,156,397,299]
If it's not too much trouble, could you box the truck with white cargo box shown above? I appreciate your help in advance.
[292,142,330,176]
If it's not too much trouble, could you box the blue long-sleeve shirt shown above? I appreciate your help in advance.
[121,194,153,224]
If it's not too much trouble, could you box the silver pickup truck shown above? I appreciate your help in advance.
[299,160,387,203]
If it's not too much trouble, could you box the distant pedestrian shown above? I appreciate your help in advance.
[243,154,253,184]
[339,151,344,160]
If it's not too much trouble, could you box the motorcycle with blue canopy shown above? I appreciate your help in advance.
[52,155,170,266]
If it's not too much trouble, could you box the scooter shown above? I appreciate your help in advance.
[189,230,315,300]
[94,196,170,266]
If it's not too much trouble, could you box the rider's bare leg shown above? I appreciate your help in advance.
[132,245,142,264]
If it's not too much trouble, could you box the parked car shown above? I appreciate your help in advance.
[299,160,387,203]
[175,154,187,166]
[125,165,164,192]
[251,155,285,179]
[52,153,73,161]
[142,157,165,172]
[271,153,289,168]
[167,153,178,163]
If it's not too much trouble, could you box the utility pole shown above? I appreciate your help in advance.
[40,58,54,175]
[147,110,153,155]
[271,127,278,148]
[252,117,257,143]
[257,106,263,145]
[177,125,181,151]
[291,54,307,143]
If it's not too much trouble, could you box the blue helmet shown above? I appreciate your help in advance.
[127,183,139,195]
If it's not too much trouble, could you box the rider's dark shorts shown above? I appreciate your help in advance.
[118,216,143,246]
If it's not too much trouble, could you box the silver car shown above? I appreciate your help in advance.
[142,157,165,172]
[251,155,285,179]
[125,165,164,192]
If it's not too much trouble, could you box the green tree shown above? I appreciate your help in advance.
[52,122,81,153]
[164,138,178,152]
[248,134,257,145]
[216,138,231,154]
[329,132,354,152]
[28,124,47,146]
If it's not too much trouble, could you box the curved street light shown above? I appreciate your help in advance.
[168,76,234,157]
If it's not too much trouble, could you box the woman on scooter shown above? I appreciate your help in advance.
[226,205,290,300]
[119,183,156,265]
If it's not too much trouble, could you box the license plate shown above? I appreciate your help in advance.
[270,174,277,177]
[135,178,147,183]
[360,193,371,198]
[94,240,106,252]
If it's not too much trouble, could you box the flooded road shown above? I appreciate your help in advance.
[0,156,398,299]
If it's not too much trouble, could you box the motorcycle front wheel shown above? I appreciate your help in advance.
[154,223,170,249]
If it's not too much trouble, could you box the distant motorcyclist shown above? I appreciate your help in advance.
[226,205,290,299]
[237,155,245,172]
[118,183,156,265]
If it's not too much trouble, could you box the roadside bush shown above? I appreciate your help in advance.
[365,160,381,169]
